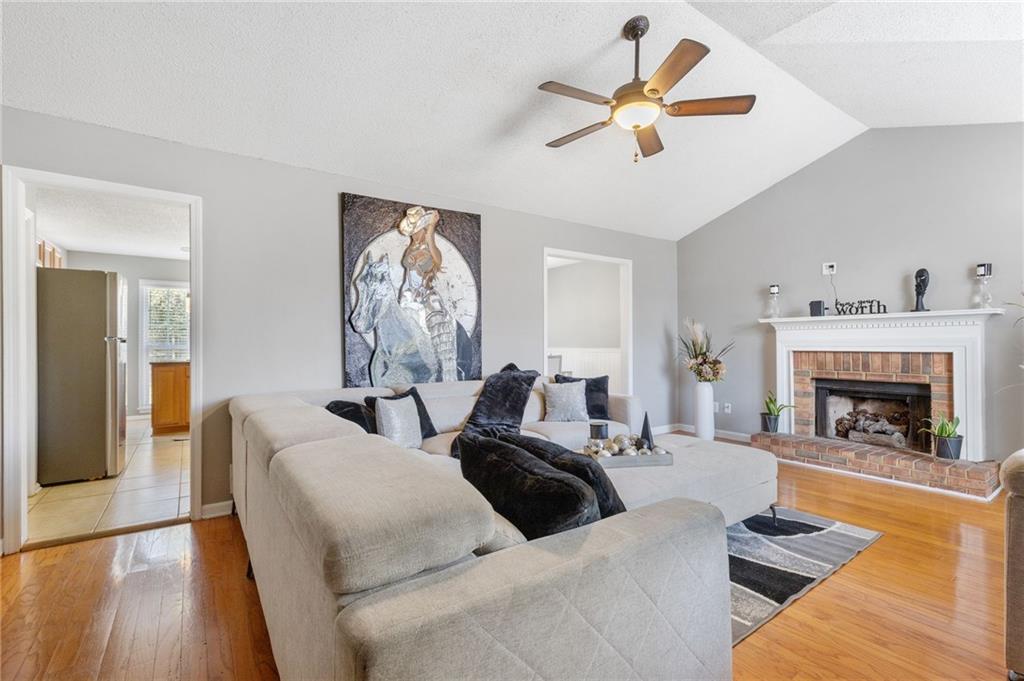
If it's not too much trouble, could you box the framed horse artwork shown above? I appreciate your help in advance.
[341,193,482,388]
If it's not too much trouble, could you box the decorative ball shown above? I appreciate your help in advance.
[597,449,613,458]
[614,434,630,447]
[652,446,667,456]
[606,442,619,455]
[622,447,638,456]
[638,448,651,456]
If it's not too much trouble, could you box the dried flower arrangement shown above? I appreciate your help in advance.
[678,318,734,383]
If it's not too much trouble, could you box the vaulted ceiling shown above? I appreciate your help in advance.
[3,3,1017,241]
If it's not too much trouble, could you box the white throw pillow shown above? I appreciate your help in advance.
[375,395,423,449]
[543,380,589,422]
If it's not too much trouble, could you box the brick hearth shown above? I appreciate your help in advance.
[750,432,1000,498]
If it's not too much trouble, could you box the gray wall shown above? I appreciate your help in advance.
[676,123,1024,460]
[65,251,190,416]
[3,107,679,507]
[547,260,621,348]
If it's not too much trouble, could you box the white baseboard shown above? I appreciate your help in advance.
[653,423,752,443]
[777,458,1002,503]
[201,500,234,519]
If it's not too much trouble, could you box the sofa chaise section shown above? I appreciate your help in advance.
[248,431,731,680]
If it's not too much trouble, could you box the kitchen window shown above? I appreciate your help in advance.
[139,280,190,411]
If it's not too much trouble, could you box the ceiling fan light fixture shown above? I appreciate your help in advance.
[612,100,661,130]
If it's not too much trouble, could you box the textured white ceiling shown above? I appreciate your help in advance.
[693,1,1024,128]
[29,185,190,261]
[1,2,865,240]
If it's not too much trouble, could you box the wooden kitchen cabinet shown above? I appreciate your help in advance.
[151,361,190,435]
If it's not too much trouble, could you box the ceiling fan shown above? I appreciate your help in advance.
[539,15,756,161]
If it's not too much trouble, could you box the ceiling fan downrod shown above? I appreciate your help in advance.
[623,15,650,82]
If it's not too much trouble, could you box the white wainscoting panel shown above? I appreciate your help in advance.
[547,347,623,393]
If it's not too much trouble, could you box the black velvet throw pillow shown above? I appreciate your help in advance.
[498,433,626,518]
[554,374,610,420]
[364,387,438,439]
[457,433,600,540]
[325,400,376,433]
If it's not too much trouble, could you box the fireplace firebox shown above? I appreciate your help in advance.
[814,379,932,453]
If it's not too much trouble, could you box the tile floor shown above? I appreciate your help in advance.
[26,417,190,545]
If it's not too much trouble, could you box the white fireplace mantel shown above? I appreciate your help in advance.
[759,308,1004,461]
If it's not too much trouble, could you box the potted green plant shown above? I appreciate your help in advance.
[919,415,963,460]
[761,391,793,433]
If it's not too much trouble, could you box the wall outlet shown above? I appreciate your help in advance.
[822,262,837,275]
[724,403,732,414]
[713,401,720,413]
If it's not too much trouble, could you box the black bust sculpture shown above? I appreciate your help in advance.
[912,268,930,312]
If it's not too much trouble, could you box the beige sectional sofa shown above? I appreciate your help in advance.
[229,377,777,680]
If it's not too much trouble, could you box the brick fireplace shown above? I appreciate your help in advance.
[792,350,953,452]
[758,309,1004,499]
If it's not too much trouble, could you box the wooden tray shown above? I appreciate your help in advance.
[597,452,673,468]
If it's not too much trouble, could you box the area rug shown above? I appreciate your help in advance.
[728,507,881,644]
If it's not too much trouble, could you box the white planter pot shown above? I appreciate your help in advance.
[694,382,715,440]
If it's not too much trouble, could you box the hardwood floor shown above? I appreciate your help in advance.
[0,461,1008,680]
[1,516,278,680]
[734,461,1007,680]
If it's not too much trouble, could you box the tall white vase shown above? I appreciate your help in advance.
[694,382,715,440]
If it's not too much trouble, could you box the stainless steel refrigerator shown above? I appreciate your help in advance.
[37,269,127,484]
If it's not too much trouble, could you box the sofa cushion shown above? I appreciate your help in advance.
[229,394,308,428]
[498,433,626,519]
[244,406,367,471]
[474,512,528,556]
[269,434,494,594]
[325,400,376,433]
[420,431,462,456]
[522,419,629,451]
[365,387,438,439]
[555,374,610,420]
[457,433,600,540]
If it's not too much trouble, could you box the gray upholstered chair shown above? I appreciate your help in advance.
[1002,450,1024,680]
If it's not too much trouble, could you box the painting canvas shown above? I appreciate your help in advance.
[341,193,482,387]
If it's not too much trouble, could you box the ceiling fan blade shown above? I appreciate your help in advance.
[545,120,613,148]
[643,39,709,98]
[665,95,756,117]
[538,81,615,106]
[636,125,664,157]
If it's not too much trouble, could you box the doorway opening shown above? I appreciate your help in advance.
[543,248,633,394]
[2,168,203,552]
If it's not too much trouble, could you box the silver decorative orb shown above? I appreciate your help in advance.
[598,449,613,458]
[652,446,667,456]
[638,448,652,456]
[614,434,630,447]
[622,447,638,456]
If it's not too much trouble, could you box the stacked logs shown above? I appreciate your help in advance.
[835,409,909,449]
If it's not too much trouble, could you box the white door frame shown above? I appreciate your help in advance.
[542,247,634,394]
[1,166,204,554]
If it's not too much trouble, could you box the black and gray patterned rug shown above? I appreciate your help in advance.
[728,507,881,644]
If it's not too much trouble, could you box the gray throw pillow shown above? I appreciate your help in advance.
[542,380,589,422]
[375,395,423,448]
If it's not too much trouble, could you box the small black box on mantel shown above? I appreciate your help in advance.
[809,300,827,317]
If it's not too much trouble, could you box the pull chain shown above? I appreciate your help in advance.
[633,130,640,164]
